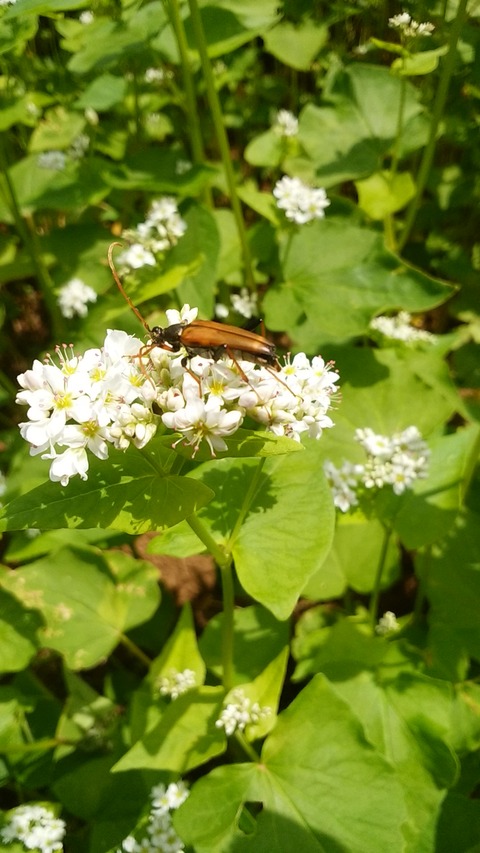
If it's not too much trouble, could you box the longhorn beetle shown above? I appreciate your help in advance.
[108,243,281,380]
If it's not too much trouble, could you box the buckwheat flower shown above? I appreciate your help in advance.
[69,133,90,160]
[37,151,66,171]
[376,611,400,636]
[0,804,65,852]
[388,12,434,38]
[156,668,197,700]
[273,175,330,224]
[273,109,299,137]
[79,9,93,23]
[145,67,167,83]
[231,287,258,319]
[117,243,156,270]
[151,782,189,814]
[57,277,97,319]
[162,398,243,457]
[324,459,362,512]
[215,302,229,319]
[215,688,271,737]
[370,312,435,343]
[175,158,192,175]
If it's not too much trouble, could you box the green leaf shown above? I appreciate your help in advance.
[0,438,214,534]
[0,547,160,669]
[112,686,225,774]
[173,428,303,462]
[175,676,408,852]
[264,218,454,348]
[199,604,290,683]
[28,106,85,152]
[292,614,388,682]
[303,516,400,600]
[332,668,458,851]
[263,19,328,70]
[149,603,206,688]
[393,426,480,548]
[103,150,215,197]
[425,509,480,674]
[192,442,335,619]
[297,64,430,185]
[169,203,220,318]
[0,589,41,672]
[392,46,449,77]
[74,73,127,111]
[244,129,286,168]
[184,7,266,59]
[355,170,416,219]
[0,15,37,57]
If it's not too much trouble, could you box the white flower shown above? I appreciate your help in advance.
[37,151,67,171]
[57,278,97,319]
[370,311,435,343]
[175,158,192,175]
[376,611,400,636]
[273,175,330,224]
[118,243,156,270]
[79,9,94,23]
[17,309,339,483]
[215,688,271,736]
[230,287,258,319]
[116,782,189,853]
[151,781,189,814]
[388,13,434,38]
[325,425,430,511]
[69,133,90,159]
[273,109,299,137]
[0,804,65,852]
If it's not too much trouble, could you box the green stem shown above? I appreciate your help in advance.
[0,134,64,340]
[390,71,407,181]
[186,0,255,289]
[167,0,206,167]
[186,512,235,690]
[369,524,392,633]
[398,0,469,251]
[412,545,430,625]
[119,633,152,668]
[234,730,261,762]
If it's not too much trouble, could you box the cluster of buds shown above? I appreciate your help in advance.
[16,306,339,486]
[118,197,187,272]
[324,426,430,512]
[215,688,271,736]
[156,668,197,700]
[388,12,434,39]
[0,804,65,852]
[370,312,435,343]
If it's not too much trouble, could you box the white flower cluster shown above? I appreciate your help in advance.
[215,688,271,737]
[79,10,93,23]
[57,277,97,319]
[273,109,299,137]
[273,175,330,224]
[16,305,339,485]
[215,288,258,321]
[116,782,189,853]
[324,425,430,512]
[370,311,435,343]
[376,610,400,636]
[145,67,174,84]
[0,804,66,852]
[388,12,434,38]
[118,198,187,272]
[37,134,90,171]
[157,668,197,700]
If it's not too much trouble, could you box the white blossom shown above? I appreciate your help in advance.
[370,311,435,343]
[116,782,189,853]
[17,307,339,484]
[120,197,187,272]
[37,151,66,171]
[57,278,97,319]
[79,10,93,23]
[376,611,400,636]
[230,287,258,319]
[389,12,434,38]
[0,804,65,852]
[273,109,299,137]
[325,425,430,511]
[117,243,156,270]
[69,133,90,160]
[273,175,330,224]
[215,688,271,736]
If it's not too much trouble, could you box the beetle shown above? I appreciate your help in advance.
[108,243,281,377]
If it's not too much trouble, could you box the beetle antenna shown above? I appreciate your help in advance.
[108,242,151,333]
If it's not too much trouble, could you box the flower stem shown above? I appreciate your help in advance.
[0,133,64,341]
[186,512,235,690]
[166,0,206,168]
[186,0,255,289]
[119,633,152,668]
[369,524,392,633]
[398,0,469,251]
[234,730,261,762]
